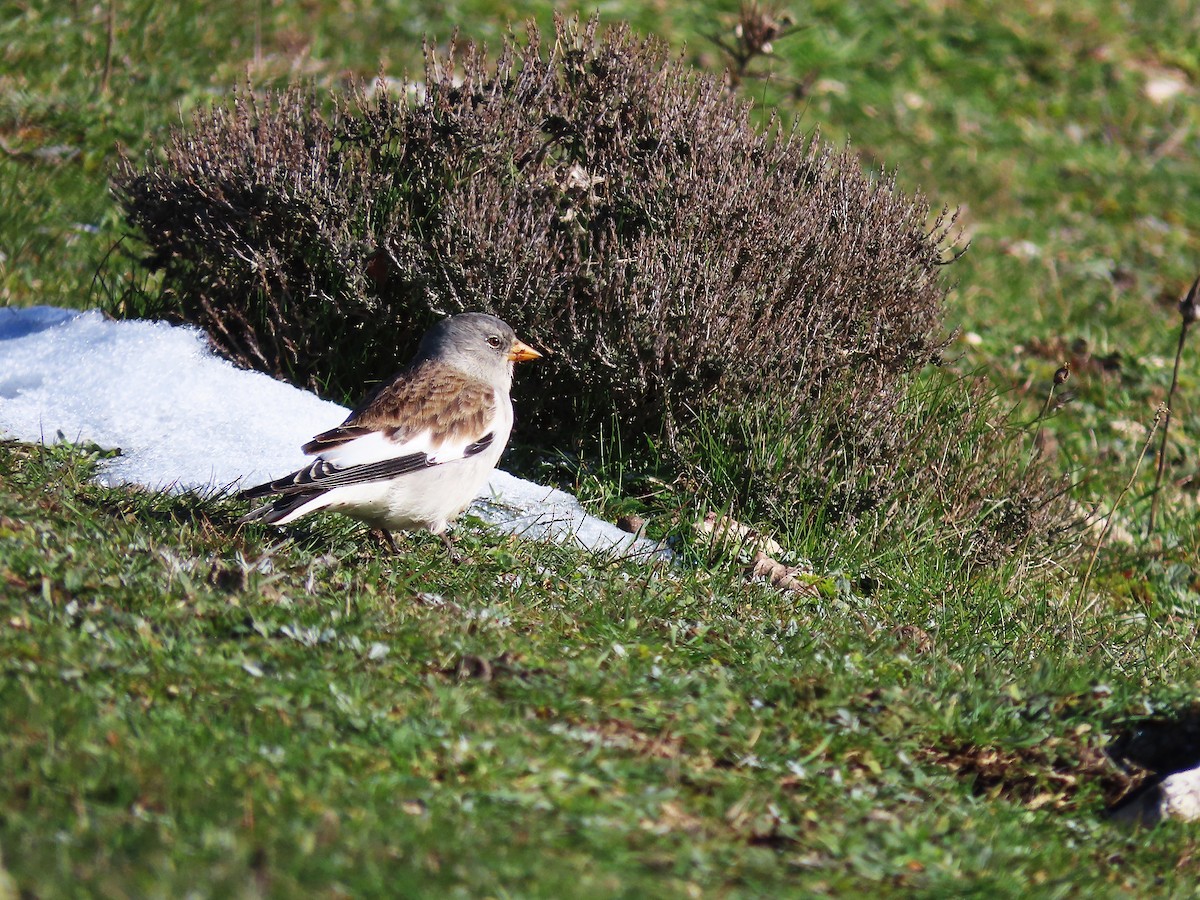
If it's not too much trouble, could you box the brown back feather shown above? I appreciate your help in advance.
[303,362,497,455]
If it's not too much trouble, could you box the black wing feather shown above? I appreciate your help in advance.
[238,432,495,501]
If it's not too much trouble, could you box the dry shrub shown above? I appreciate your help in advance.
[112,15,1072,560]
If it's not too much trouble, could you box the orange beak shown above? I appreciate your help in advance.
[508,338,543,363]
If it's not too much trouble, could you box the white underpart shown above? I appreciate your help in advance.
[273,454,500,533]
[0,307,667,559]
[275,412,512,534]
[276,387,513,533]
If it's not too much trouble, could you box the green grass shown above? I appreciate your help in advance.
[4,440,1200,896]
[3,0,1200,894]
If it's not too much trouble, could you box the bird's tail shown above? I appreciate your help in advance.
[238,485,330,525]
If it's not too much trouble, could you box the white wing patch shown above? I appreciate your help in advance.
[318,429,435,468]
[315,418,498,471]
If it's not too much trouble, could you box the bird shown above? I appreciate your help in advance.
[238,313,541,551]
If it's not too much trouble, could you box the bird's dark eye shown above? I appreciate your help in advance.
[487,334,503,349]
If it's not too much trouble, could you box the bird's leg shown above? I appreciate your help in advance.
[370,528,400,553]
[439,531,467,565]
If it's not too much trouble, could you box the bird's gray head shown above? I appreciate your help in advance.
[415,313,541,387]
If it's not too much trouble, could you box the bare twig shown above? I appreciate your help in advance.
[1075,404,1166,626]
[99,0,117,97]
[1147,275,1198,535]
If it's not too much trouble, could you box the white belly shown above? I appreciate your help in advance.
[321,429,506,534]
